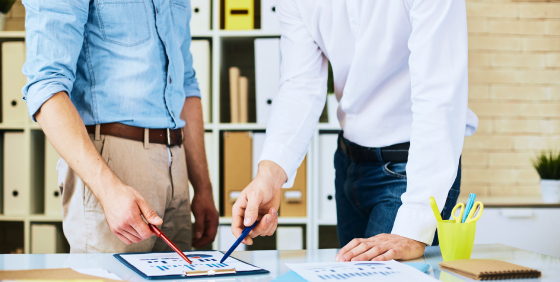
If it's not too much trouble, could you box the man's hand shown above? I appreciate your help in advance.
[99,183,163,245]
[231,160,286,245]
[191,189,219,247]
[335,234,426,262]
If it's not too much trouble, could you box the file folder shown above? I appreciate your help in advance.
[319,134,338,222]
[218,225,246,251]
[205,132,214,181]
[44,139,62,216]
[251,132,266,178]
[279,157,307,217]
[31,224,66,254]
[190,0,211,31]
[3,132,27,215]
[191,40,211,123]
[261,0,280,33]
[254,38,280,126]
[2,41,28,124]
[224,0,254,30]
[229,67,240,123]
[223,131,252,217]
[277,226,303,250]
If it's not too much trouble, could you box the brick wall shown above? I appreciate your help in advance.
[462,0,560,197]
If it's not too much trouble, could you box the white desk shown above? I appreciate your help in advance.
[1,244,559,281]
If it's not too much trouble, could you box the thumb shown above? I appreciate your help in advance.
[244,193,261,227]
[193,216,204,239]
[137,198,163,225]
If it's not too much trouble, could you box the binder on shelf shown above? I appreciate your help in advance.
[276,226,303,250]
[44,140,62,216]
[261,0,280,33]
[327,95,339,125]
[223,131,252,217]
[319,134,338,222]
[279,157,307,217]
[229,67,240,123]
[252,132,266,178]
[190,0,211,31]
[2,41,28,124]
[31,224,66,254]
[3,132,28,215]
[238,76,249,123]
[224,0,254,30]
[254,38,280,126]
[205,132,215,181]
[191,40,212,123]
[218,225,246,252]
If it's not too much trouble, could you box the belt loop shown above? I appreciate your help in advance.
[166,128,171,147]
[144,128,149,149]
[95,124,101,141]
[375,147,384,163]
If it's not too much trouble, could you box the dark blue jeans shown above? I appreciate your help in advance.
[334,133,461,247]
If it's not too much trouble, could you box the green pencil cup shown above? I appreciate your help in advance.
[437,220,476,261]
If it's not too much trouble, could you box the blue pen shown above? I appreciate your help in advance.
[220,221,258,263]
[462,193,476,223]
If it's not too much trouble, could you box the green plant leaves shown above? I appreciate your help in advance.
[532,151,560,180]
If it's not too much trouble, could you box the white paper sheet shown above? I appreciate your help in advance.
[117,251,262,277]
[286,260,437,282]
[72,268,122,280]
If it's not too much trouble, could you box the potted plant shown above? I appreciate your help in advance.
[532,150,560,203]
[0,0,16,31]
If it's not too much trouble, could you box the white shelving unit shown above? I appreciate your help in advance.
[0,0,341,254]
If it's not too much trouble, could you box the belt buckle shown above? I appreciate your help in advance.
[166,128,171,146]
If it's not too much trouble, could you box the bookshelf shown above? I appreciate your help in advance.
[0,0,341,254]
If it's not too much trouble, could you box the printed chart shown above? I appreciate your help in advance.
[118,251,262,277]
[287,260,436,282]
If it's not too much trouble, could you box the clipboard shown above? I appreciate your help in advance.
[113,251,269,280]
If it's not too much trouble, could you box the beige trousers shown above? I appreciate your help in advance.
[58,133,192,253]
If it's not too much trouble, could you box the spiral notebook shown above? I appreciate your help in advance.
[439,259,541,280]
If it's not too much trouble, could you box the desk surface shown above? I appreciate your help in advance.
[1,244,559,281]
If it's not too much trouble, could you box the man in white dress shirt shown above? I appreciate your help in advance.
[232,0,478,261]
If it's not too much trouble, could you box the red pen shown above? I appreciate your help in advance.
[148,223,192,264]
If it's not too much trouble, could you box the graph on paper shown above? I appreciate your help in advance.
[118,251,262,277]
[287,260,437,282]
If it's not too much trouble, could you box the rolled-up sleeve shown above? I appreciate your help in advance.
[390,0,472,245]
[22,0,90,121]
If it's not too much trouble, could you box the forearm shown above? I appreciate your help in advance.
[36,92,120,201]
[180,97,212,195]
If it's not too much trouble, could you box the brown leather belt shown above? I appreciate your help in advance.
[85,123,183,146]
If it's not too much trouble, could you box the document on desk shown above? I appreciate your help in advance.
[286,260,436,282]
[114,250,266,278]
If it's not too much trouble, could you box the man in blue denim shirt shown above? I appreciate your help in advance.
[22,0,218,252]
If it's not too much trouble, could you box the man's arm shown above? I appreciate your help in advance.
[231,0,328,244]
[23,0,161,245]
[36,92,162,244]
[336,0,471,261]
[181,97,219,247]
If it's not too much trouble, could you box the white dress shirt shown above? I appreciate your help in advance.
[259,0,478,245]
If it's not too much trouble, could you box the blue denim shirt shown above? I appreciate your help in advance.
[22,0,200,129]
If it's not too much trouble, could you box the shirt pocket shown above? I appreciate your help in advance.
[97,0,151,47]
[171,0,190,38]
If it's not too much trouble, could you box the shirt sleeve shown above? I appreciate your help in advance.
[390,0,472,245]
[22,0,90,121]
[181,2,201,99]
[258,0,329,188]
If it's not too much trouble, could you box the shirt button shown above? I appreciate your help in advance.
[155,7,159,13]
[169,77,172,83]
